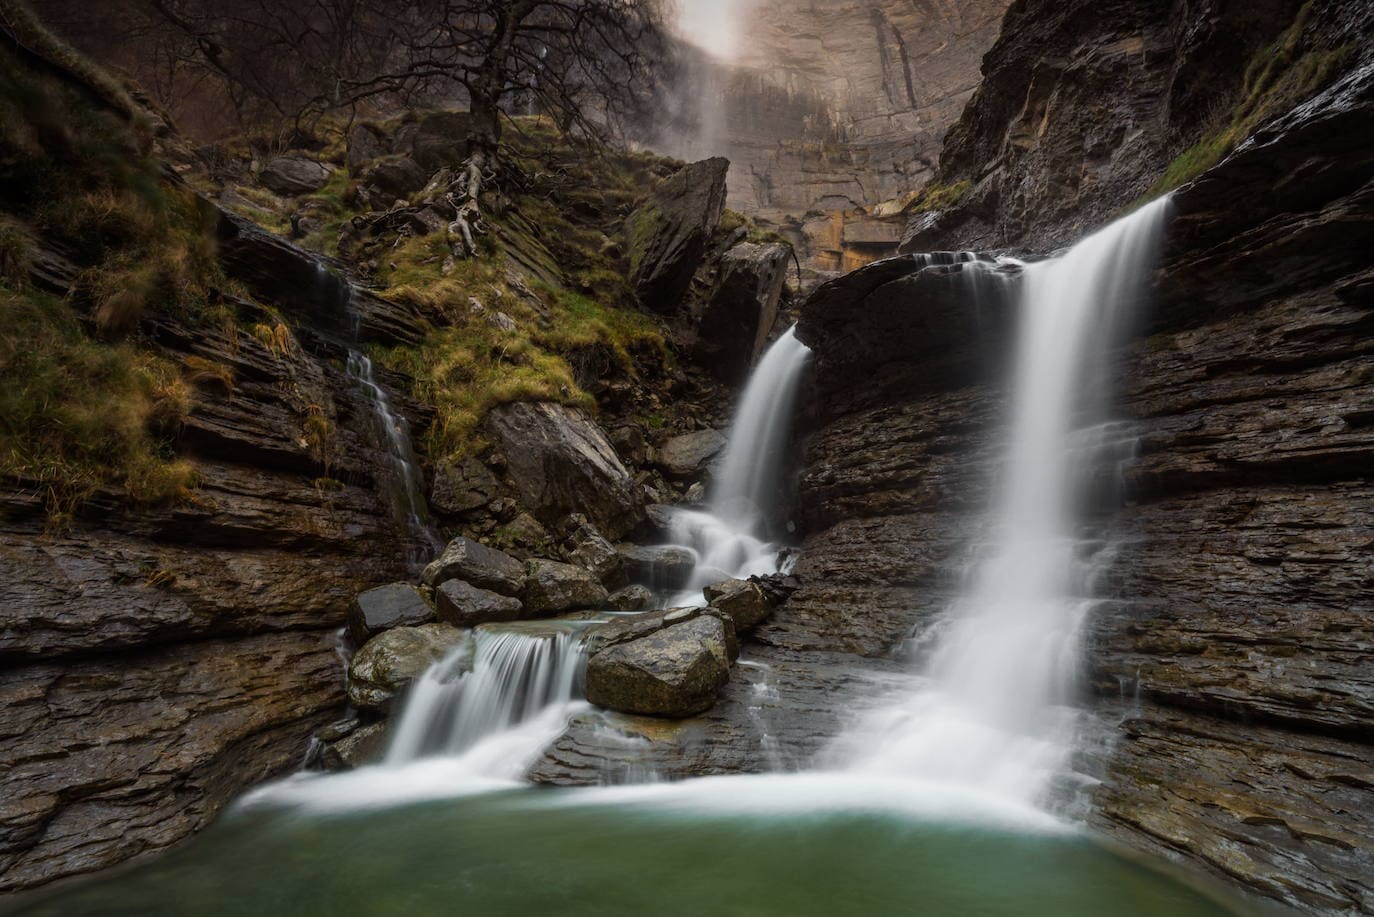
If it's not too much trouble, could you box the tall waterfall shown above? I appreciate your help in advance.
[833,198,1170,806]
[666,326,812,603]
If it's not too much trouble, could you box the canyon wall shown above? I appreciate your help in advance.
[697,0,1012,272]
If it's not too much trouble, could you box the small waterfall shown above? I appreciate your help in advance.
[833,198,1170,807]
[384,621,598,778]
[346,349,441,564]
[665,326,812,603]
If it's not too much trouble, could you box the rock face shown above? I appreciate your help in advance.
[347,583,434,644]
[521,560,610,616]
[585,614,732,717]
[0,203,426,891]
[434,580,524,628]
[347,624,470,711]
[420,536,525,597]
[627,157,729,312]
[484,401,642,539]
[694,242,790,384]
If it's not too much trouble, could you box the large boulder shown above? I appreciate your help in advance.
[347,624,471,711]
[607,584,655,611]
[704,578,772,631]
[393,110,473,171]
[347,582,434,644]
[484,401,642,539]
[356,156,429,209]
[259,156,332,196]
[617,543,697,590]
[654,429,727,479]
[321,722,388,770]
[627,157,729,313]
[695,241,791,384]
[421,536,525,596]
[434,579,524,627]
[522,559,610,616]
[346,123,389,170]
[585,614,732,717]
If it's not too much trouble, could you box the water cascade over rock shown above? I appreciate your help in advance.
[664,326,813,604]
[831,198,1170,807]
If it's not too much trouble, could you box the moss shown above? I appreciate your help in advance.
[1138,2,1353,202]
[903,180,973,215]
[626,201,663,276]
[0,286,197,521]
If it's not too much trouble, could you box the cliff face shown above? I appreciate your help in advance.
[691,0,1012,272]
[782,1,1374,912]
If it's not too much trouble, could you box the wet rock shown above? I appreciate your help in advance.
[434,580,523,628]
[607,584,655,612]
[585,605,738,660]
[321,722,388,771]
[421,536,525,597]
[695,241,791,384]
[485,401,642,539]
[627,157,729,313]
[585,614,732,717]
[617,543,697,590]
[563,518,625,588]
[259,156,332,196]
[347,624,471,711]
[347,582,434,645]
[522,559,610,616]
[430,457,500,516]
[704,578,773,631]
[654,429,727,479]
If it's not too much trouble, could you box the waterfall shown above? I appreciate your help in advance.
[832,198,1170,807]
[665,326,812,604]
[345,349,441,565]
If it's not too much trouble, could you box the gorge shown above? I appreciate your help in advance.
[1,0,1372,915]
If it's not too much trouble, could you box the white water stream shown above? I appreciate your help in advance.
[665,325,812,604]
[830,198,1170,807]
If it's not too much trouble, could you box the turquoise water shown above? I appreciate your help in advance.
[4,774,1252,917]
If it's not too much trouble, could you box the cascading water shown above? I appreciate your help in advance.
[665,326,812,604]
[832,198,1170,808]
[385,624,589,775]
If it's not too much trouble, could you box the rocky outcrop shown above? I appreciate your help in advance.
[484,401,642,539]
[693,242,790,384]
[259,156,332,196]
[627,157,729,313]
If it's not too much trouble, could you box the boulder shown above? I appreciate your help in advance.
[522,559,610,616]
[704,578,772,631]
[563,518,625,588]
[357,156,429,208]
[585,614,732,717]
[347,582,434,644]
[618,543,697,590]
[627,157,729,313]
[584,606,737,661]
[321,722,388,770]
[695,241,791,384]
[346,123,389,170]
[347,624,471,711]
[421,536,525,596]
[430,457,501,516]
[484,401,642,539]
[393,110,472,171]
[259,156,332,196]
[435,580,524,627]
[654,429,727,479]
[607,584,655,612]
